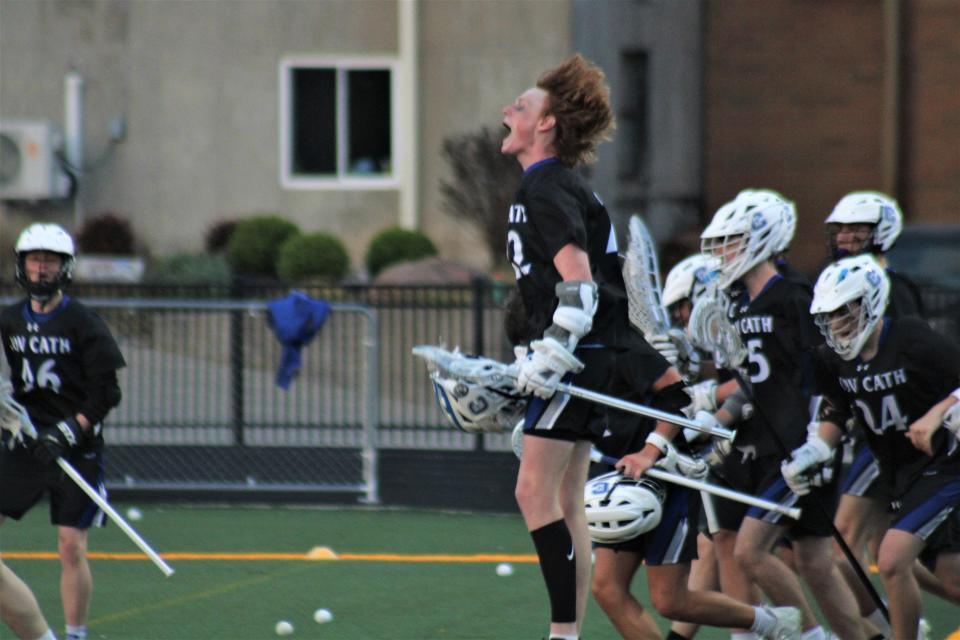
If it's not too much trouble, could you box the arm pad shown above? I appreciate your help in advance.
[544,281,598,351]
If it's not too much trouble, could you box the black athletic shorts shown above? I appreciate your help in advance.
[0,441,106,528]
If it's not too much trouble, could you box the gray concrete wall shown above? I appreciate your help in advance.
[1,0,400,266]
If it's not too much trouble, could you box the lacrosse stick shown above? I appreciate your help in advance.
[623,216,700,380]
[0,389,174,577]
[413,345,735,440]
[509,423,798,519]
[588,449,801,520]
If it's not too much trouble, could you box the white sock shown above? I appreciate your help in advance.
[35,630,57,640]
[866,607,892,635]
[801,627,826,640]
[731,633,759,640]
[749,605,774,634]
[64,625,86,640]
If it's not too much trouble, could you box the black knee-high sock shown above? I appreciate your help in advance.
[530,519,577,623]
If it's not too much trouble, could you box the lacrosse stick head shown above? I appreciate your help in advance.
[413,346,525,433]
[687,291,747,368]
[0,379,37,449]
[623,215,670,335]
[584,471,665,543]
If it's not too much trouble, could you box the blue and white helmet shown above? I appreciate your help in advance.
[700,189,790,290]
[810,255,890,360]
[584,471,665,543]
[825,191,903,257]
[662,254,720,311]
[430,356,525,433]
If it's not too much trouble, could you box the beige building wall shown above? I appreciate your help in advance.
[0,0,572,275]
[418,0,571,271]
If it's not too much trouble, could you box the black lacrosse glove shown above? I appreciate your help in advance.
[33,418,84,465]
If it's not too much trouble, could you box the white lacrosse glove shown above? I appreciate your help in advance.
[683,379,718,417]
[516,337,584,399]
[781,430,834,496]
[683,409,723,443]
[943,400,960,437]
[703,437,733,469]
[646,332,679,367]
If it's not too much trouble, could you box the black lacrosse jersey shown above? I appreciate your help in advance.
[0,297,125,434]
[506,158,630,346]
[887,269,924,319]
[729,275,823,456]
[815,317,960,498]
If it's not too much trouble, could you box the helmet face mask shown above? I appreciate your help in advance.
[825,191,903,258]
[700,190,789,290]
[811,255,890,360]
[14,223,76,302]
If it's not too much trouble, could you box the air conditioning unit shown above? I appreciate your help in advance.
[0,119,71,200]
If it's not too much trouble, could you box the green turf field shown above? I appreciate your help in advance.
[1,504,957,639]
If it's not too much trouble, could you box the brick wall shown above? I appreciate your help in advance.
[704,0,959,274]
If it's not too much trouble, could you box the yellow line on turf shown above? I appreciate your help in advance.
[1,550,539,563]
[947,629,960,640]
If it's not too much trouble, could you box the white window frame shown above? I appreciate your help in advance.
[279,55,399,190]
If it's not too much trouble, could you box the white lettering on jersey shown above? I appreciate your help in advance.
[839,368,908,394]
[27,335,72,355]
[508,204,528,224]
[8,335,27,353]
[506,230,532,280]
[736,315,774,334]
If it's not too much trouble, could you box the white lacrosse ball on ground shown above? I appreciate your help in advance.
[126,507,142,521]
[275,620,294,636]
[495,562,514,577]
[314,608,333,624]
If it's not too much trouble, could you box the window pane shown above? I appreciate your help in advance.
[292,68,336,175]
[347,70,391,175]
[618,51,649,183]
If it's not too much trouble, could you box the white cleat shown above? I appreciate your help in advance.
[764,605,802,640]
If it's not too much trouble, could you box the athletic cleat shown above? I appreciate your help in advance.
[763,605,801,640]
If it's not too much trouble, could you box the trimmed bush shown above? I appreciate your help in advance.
[225,215,300,277]
[277,232,350,282]
[146,253,232,285]
[77,212,136,255]
[205,219,238,254]
[365,227,437,277]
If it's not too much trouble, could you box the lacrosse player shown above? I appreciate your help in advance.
[821,191,939,635]
[0,224,126,640]
[0,560,58,640]
[699,189,865,640]
[784,254,960,639]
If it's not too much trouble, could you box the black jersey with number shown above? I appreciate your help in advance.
[0,297,125,434]
[815,317,960,497]
[505,158,631,346]
[729,275,823,456]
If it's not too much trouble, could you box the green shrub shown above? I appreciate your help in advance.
[146,253,232,285]
[277,232,350,282]
[225,215,300,277]
[205,219,238,253]
[365,227,437,277]
[77,212,136,255]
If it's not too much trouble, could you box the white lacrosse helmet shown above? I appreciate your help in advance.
[773,196,797,254]
[430,356,525,433]
[584,471,665,543]
[700,189,789,290]
[14,223,76,301]
[810,255,890,360]
[825,191,903,257]
[662,254,719,310]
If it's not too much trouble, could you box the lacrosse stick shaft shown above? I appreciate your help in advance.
[590,450,801,520]
[701,491,720,535]
[56,457,174,577]
[557,381,735,440]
